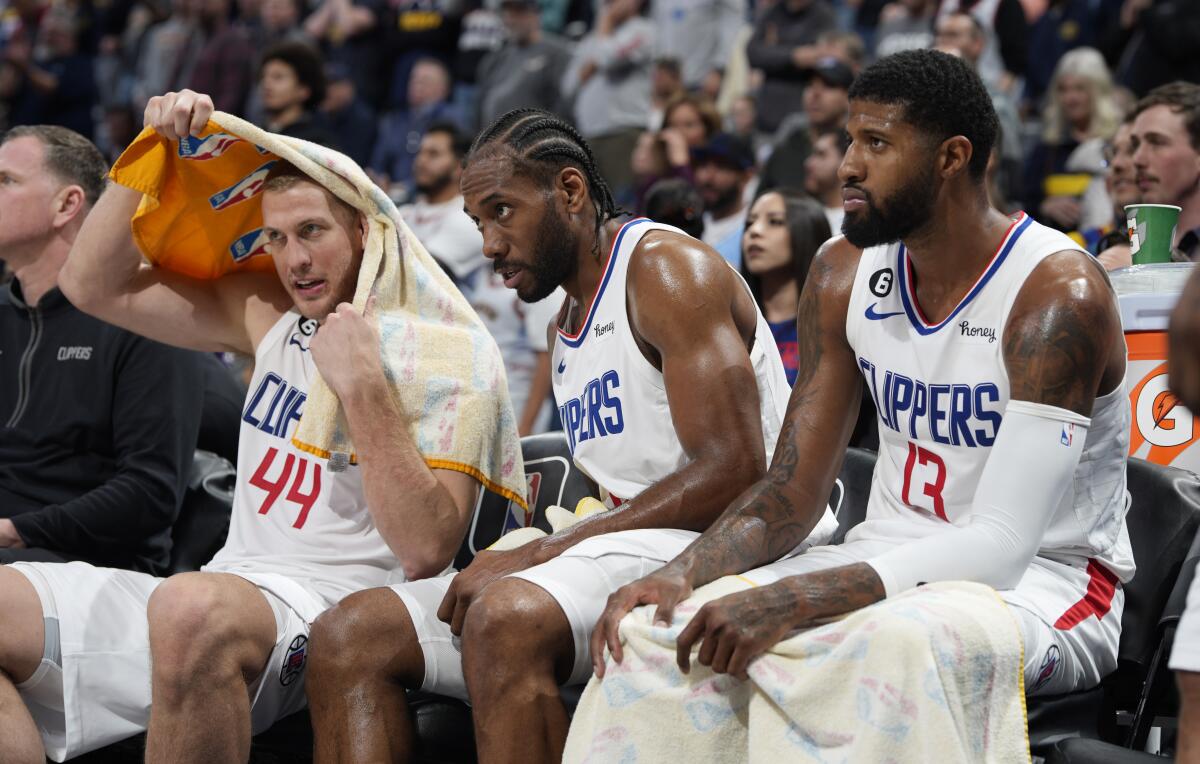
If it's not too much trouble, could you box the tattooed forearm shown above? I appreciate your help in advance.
[780,562,887,627]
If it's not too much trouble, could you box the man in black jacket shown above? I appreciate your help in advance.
[0,124,204,572]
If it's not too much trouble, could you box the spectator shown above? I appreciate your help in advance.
[1110,0,1200,98]
[561,0,655,198]
[190,0,311,119]
[131,0,215,113]
[399,123,562,433]
[2,7,97,138]
[1092,119,1139,269]
[455,0,505,127]
[873,0,935,59]
[933,0,1027,97]
[1024,47,1122,233]
[803,127,848,232]
[303,0,383,106]
[647,56,685,130]
[0,125,203,571]
[632,92,723,207]
[650,0,745,94]
[476,0,573,130]
[817,29,868,73]
[933,11,1023,205]
[759,57,852,192]
[1130,81,1200,262]
[694,132,756,268]
[746,0,838,134]
[320,62,376,167]
[369,57,464,199]
[739,188,829,386]
[643,177,705,239]
[258,41,337,146]
[380,1,461,111]
[1024,0,1122,105]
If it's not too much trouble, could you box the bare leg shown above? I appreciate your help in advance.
[0,567,46,764]
[1180,671,1200,764]
[461,579,575,764]
[308,588,426,764]
[144,572,277,764]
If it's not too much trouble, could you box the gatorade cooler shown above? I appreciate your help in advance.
[1111,264,1200,473]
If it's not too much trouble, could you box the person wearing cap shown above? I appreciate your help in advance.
[694,132,757,268]
[759,57,852,193]
[476,0,573,130]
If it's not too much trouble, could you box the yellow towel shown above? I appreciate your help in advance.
[109,113,527,508]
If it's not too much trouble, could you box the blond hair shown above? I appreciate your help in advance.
[1041,47,1122,144]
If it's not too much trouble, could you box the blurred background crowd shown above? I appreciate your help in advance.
[3,0,1200,570]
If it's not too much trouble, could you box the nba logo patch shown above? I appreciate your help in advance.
[178,132,242,160]
[229,227,270,262]
[1033,644,1060,691]
[279,634,308,686]
[1060,423,1074,446]
[209,161,277,211]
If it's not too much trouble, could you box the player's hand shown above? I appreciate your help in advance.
[0,519,27,549]
[309,299,385,401]
[436,543,548,636]
[674,579,802,680]
[591,566,693,677]
[144,89,215,140]
[1169,265,1200,412]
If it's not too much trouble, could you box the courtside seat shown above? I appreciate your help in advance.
[1044,738,1168,763]
[1026,459,1200,753]
[828,447,876,543]
[166,449,236,575]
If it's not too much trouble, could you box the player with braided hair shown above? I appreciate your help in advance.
[303,108,834,762]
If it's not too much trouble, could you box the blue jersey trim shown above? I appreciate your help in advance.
[557,217,648,349]
[897,213,1031,336]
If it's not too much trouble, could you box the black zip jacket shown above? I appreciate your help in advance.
[0,279,204,573]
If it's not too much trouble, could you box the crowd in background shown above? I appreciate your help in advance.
[3,0,1200,462]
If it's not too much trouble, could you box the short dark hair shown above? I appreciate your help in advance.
[468,108,620,234]
[848,49,997,180]
[814,125,851,154]
[261,41,327,110]
[739,188,832,309]
[643,178,704,239]
[424,121,473,161]
[2,125,107,205]
[1135,81,1200,153]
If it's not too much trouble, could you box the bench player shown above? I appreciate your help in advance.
[0,90,482,763]
[303,109,838,763]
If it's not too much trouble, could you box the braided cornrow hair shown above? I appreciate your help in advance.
[468,108,623,241]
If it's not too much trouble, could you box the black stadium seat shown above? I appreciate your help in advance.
[167,449,236,575]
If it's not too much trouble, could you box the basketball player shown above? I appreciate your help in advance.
[593,49,1132,711]
[0,90,484,763]
[303,109,837,762]
[1169,265,1200,764]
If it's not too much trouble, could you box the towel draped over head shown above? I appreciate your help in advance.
[109,111,527,508]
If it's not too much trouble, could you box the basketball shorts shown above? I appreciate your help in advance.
[1170,570,1200,673]
[8,561,323,762]
[737,538,1124,696]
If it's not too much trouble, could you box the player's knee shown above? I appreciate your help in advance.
[0,568,45,683]
[147,575,251,683]
[309,589,427,691]
[462,580,557,671]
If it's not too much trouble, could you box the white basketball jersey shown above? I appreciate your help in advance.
[205,311,406,607]
[551,218,836,546]
[845,212,1135,581]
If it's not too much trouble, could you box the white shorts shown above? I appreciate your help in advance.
[1170,570,1200,673]
[739,539,1124,696]
[8,561,323,762]
[391,528,705,700]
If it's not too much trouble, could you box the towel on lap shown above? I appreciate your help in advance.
[109,113,526,506]
[565,579,1030,763]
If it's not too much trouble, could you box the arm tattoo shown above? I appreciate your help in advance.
[676,258,838,584]
[1004,296,1108,416]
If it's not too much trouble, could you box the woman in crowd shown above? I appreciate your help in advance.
[1024,46,1123,232]
[630,93,722,213]
[739,188,830,387]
